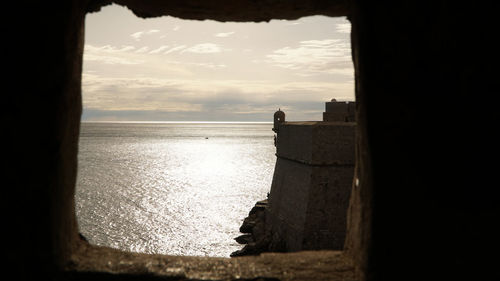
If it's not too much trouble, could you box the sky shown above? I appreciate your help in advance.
[82,4,354,122]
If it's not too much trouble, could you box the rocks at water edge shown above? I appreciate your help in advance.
[230,199,271,257]
[235,234,253,244]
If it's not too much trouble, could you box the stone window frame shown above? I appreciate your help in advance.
[59,1,366,280]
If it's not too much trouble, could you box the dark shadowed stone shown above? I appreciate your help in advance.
[240,215,257,233]
[249,199,268,215]
[234,277,280,281]
[108,0,349,21]
[78,233,88,242]
[235,234,254,244]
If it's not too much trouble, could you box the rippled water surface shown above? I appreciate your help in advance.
[76,122,275,257]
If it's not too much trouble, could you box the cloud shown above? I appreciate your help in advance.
[135,46,150,53]
[84,44,143,65]
[168,61,227,70]
[84,55,142,65]
[83,8,354,122]
[81,73,353,121]
[86,45,136,53]
[336,23,351,34]
[130,31,144,41]
[266,39,352,76]
[130,29,161,41]
[118,45,135,52]
[139,45,188,55]
[214,32,235,38]
[164,45,187,54]
[182,43,226,54]
[149,45,170,54]
[83,43,225,76]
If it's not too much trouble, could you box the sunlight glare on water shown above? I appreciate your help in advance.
[75,122,275,257]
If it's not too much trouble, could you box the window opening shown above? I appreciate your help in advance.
[76,3,354,257]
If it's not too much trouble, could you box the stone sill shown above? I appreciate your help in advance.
[281,122,356,126]
[65,241,357,280]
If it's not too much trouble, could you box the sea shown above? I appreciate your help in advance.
[75,122,276,257]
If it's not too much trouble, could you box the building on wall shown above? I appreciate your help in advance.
[267,100,356,251]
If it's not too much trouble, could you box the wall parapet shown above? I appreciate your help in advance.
[276,122,356,166]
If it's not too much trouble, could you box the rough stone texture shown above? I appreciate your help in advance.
[323,101,356,122]
[67,241,356,281]
[344,1,500,280]
[4,1,87,278]
[303,165,354,250]
[267,159,311,250]
[276,122,356,165]
[268,159,354,251]
[97,0,349,21]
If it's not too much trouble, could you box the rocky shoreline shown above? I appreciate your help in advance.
[230,199,277,257]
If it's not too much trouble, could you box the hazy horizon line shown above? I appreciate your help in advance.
[81,120,273,124]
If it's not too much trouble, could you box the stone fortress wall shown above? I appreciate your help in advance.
[266,100,356,251]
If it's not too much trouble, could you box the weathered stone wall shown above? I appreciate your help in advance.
[267,158,311,251]
[345,1,500,280]
[277,122,355,165]
[324,102,356,122]
[107,0,349,21]
[303,165,354,250]
[276,123,314,164]
[4,1,87,277]
[267,120,356,251]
